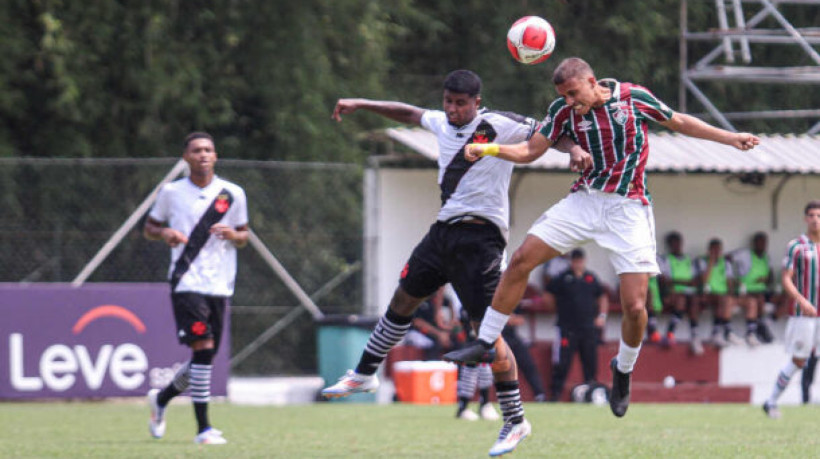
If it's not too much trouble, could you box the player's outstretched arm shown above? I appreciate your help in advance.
[331,98,424,125]
[464,132,553,163]
[661,113,760,151]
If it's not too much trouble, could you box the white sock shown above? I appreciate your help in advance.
[616,339,641,373]
[478,308,510,345]
[768,361,800,405]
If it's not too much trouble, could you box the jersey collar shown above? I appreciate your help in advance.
[598,78,621,104]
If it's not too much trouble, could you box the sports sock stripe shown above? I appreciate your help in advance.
[364,316,411,358]
[477,364,493,390]
[496,381,524,424]
[172,361,191,392]
[457,365,479,399]
[190,363,212,404]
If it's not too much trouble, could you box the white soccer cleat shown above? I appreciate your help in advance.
[763,401,781,419]
[745,333,761,348]
[321,369,379,398]
[725,332,744,346]
[194,427,228,445]
[147,388,166,439]
[457,408,480,421]
[488,419,531,457]
[479,403,500,421]
[712,333,728,348]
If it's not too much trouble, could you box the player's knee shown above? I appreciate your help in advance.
[192,347,215,365]
[621,299,646,319]
[508,250,537,277]
[389,287,423,317]
[491,357,512,373]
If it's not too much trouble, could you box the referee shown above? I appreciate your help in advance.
[544,249,609,401]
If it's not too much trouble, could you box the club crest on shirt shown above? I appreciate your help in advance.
[577,120,593,132]
[611,105,630,125]
[472,131,489,143]
[214,194,230,213]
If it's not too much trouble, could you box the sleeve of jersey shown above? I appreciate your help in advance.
[537,100,570,142]
[494,115,539,144]
[148,186,170,222]
[782,240,799,271]
[630,85,674,122]
[420,110,445,132]
[232,187,249,227]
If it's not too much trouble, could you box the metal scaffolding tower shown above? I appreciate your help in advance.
[680,0,820,134]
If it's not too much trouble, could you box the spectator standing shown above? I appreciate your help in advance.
[543,249,608,401]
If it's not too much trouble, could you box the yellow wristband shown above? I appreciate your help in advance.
[481,143,500,157]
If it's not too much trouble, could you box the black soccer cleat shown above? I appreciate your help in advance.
[443,340,496,365]
[609,358,632,418]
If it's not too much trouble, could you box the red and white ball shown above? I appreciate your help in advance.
[506,16,556,65]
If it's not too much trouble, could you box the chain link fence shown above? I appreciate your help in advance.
[0,157,364,375]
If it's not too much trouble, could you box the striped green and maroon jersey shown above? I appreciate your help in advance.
[538,79,674,205]
[783,235,820,315]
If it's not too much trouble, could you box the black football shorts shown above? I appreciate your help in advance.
[171,292,227,350]
[399,219,505,321]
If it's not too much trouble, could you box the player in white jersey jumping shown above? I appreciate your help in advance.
[763,200,820,419]
[143,132,249,445]
[321,69,586,456]
[444,57,759,420]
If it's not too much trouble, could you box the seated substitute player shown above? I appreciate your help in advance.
[731,231,775,344]
[320,69,584,456]
[657,231,703,354]
[763,201,820,418]
[444,57,759,420]
[404,287,457,361]
[144,132,249,445]
[696,238,745,347]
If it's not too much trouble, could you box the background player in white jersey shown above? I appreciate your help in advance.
[445,57,759,420]
[763,201,820,419]
[143,132,249,445]
[321,69,582,456]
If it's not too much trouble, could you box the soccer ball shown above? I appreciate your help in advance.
[506,16,556,65]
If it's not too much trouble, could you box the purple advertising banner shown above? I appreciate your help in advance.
[0,283,229,399]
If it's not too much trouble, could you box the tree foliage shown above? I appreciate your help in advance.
[2,0,818,160]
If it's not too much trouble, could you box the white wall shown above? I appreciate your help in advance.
[365,167,820,313]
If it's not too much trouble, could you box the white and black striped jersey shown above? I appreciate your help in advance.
[149,176,248,296]
[420,108,538,238]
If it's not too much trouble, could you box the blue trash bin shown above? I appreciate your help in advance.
[317,314,378,402]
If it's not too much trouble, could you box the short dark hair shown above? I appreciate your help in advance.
[570,248,585,260]
[183,132,214,149]
[443,70,481,97]
[553,57,595,85]
[665,231,682,245]
[805,200,820,215]
[752,231,767,242]
[708,238,722,248]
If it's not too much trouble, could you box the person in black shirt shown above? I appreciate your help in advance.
[544,249,609,401]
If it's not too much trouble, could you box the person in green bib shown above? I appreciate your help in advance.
[731,232,774,345]
[696,238,742,348]
[657,232,703,354]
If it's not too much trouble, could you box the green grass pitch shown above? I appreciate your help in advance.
[0,401,818,458]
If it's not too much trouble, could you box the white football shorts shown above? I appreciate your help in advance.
[527,188,660,275]
[784,316,820,359]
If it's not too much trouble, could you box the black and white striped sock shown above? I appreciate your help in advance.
[191,349,214,433]
[355,309,412,375]
[457,365,479,400]
[496,380,524,425]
